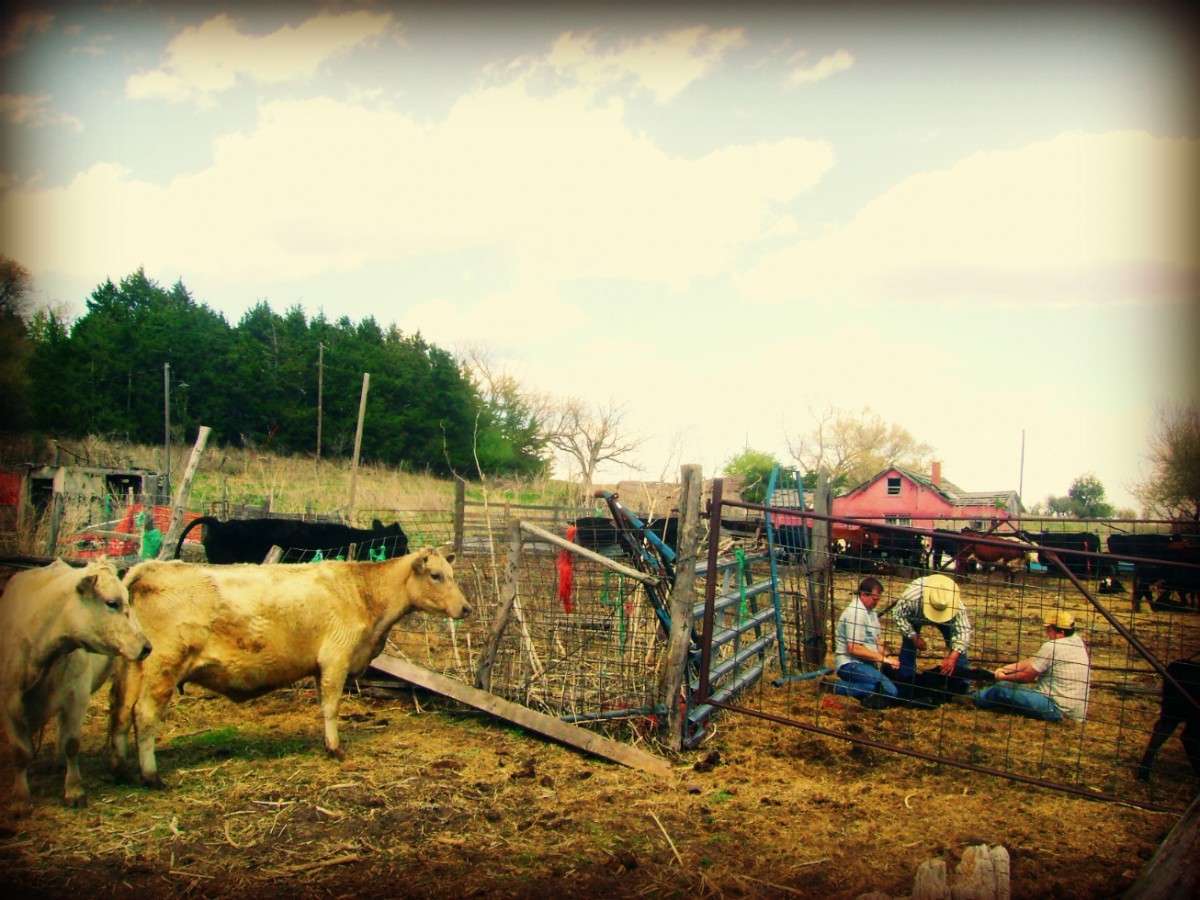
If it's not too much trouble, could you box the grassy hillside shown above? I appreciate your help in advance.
[0,434,590,557]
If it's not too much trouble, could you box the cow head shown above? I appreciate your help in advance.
[408,548,471,619]
[74,557,153,662]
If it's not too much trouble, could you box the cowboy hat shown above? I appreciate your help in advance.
[922,574,961,624]
[1043,610,1076,630]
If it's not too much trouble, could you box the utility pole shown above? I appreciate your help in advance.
[316,342,324,463]
[163,362,171,487]
[1019,429,1025,507]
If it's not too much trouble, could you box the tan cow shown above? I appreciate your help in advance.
[0,557,152,815]
[110,547,471,786]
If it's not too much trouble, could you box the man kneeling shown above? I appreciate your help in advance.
[831,577,900,709]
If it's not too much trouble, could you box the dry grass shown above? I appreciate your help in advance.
[0,678,1178,899]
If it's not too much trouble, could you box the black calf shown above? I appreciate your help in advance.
[1137,658,1200,780]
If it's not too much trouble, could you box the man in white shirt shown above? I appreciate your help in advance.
[832,576,900,708]
[971,610,1091,722]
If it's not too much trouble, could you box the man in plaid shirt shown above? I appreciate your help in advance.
[890,573,972,685]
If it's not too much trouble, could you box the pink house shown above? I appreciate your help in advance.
[831,462,1022,530]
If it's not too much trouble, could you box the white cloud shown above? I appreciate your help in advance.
[125,10,396,104]
[543,25,747,103]
[740,131,1200,307]
[0,92,83,131]
[786,48,854,87]
[4,58,834,289]
[397,283,589,352]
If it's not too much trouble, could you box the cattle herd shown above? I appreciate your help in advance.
[1,511,469,815]
[571,512,1200,612]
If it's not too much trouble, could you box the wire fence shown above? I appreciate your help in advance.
[699,501,1200,813]
[5,486,1197,811]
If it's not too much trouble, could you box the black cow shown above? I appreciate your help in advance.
[862,527,925,571]
[930,529,962,570]
[1107,534,1200,611]
[174,516,408,564]
[1136,658,1200,780]
[572,515,678,554]
[885,665,995,709]
[1030,531,1101,576]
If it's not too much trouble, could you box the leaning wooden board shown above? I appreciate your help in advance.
[369,655,674,778]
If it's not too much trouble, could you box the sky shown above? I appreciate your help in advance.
[1,1,1196,512]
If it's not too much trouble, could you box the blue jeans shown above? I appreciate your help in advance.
[972,684,1063,722]
[899,624,970,681]
[834,662,899,700]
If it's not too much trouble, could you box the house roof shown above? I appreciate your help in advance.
[892,465,964,500]
[846,465,1022,512]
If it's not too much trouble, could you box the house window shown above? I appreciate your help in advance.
[886,477,902,496]
[885,516,911,527]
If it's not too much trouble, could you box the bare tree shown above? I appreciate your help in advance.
[546,397,646,501]
[1134,401,1200,525]
[786,405,934,489]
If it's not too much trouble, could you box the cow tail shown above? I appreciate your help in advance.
[558,526,577,612]
[174,516,216,559]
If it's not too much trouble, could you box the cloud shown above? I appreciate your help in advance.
[3,35,834,290]
[0,92,83,131]
[0,8,53,58]
[785,48,854,87]
[397,282,589,353]
[125,10,396,104]
[740,131,1200,307]
[71,32,113,58]
[543,25,747,103]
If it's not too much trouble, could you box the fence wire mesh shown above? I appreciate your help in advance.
[705,509,1200,813]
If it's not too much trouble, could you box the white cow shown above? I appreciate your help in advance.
[0,557,152,815]
[110,547,471,786]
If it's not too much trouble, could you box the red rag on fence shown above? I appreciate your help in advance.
[557,525,577,612]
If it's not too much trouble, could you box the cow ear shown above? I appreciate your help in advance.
[442,551,456,565]
[80,573,100,597]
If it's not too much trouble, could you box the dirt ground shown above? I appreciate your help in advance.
[0,673,1185,900]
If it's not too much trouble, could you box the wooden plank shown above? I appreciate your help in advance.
[369,655,674,778]
[1124,791,1200,900]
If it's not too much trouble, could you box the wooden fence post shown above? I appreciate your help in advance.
[807,469,833,666]
[660,463,703,750]
[454,477,466,556]
[157,426,211,560]
[346,372,369,523]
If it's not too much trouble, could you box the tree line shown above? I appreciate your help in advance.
[0,260,549,479]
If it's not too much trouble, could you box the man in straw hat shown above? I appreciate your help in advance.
[890,573,972,686]
[971,610,1091,721]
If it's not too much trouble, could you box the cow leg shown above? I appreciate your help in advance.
[130,674,179,788]
[108,660,140,781]
[1136,715,1180,781]
[3,704,35,817]
[317,667,350,759]
[56,680,92,808]
[1180,718,1200,777]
